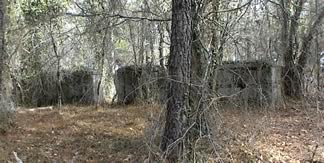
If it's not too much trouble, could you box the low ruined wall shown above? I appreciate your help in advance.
[114,62,282,106]
[114,65,167,104]
[114,66,141,104]
[215,61,281,106]
[13,69,95,107]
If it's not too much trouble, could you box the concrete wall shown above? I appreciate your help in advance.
[13,69,95,107]
[215,61,282,106]
[114,62,282,107]
[114,65,167,104]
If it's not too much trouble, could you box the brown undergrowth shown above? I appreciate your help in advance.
[207,102,324,162]
[0,102,323,162]
[0,104,160,162]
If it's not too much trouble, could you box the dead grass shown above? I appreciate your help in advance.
[0,102,323,162]
[208,103,324,162]
[0,104,159,162]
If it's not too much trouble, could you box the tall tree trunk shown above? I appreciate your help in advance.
[49,19,62,108]
[144,0,154,64]
[161,0,192,162]
[158,23,164,67]
[149,22,155,64]
[298,7,324,70]
[138,27,145,65]
[96,28,110,107]
[209,0,222,91]
[128,22,137,65]
[278,1,324,99]
[138,7,147,65]
[189,0,209,158]
[0,0,7,93]
[280,0,305,98]
[0,0,14,132]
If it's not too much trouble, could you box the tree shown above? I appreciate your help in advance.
[279,0,305,98]
[0,0,14,132]
[160,0,192,162]
[277,0,324,98]
[189,0,209,152]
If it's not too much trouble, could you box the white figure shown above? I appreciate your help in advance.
[113,59,123,74]
[320,51,324,71]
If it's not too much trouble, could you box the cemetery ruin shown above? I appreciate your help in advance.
[114,61,282,106]
[114,65,167,104]
[215,61,282,106]
[12,61,283,107]
[13,68,96,107]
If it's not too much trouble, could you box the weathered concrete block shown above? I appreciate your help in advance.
[114,65,166,104]
[13,68,95,107]
[215,61,282,106]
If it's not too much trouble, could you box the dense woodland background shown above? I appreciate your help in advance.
[0,0,324,162]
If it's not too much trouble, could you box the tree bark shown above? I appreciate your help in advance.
[209,0,222,91]
[96,28,110,107]
[0,0,6,93]
[161,0,192,162]
[0,0,14,132]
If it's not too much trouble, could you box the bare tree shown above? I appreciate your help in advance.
[189,0,209,151]
[49,18,63,108]
[279,0,305,98]
[278,0,324,98]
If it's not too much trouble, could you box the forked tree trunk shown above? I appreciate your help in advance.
[161,0,192,162]
[280,0,305,98]
[281,4,324,99]
[298,7,324,70]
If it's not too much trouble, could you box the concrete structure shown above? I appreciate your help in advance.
[114,65,167,104]
[215,61,282,106]
[13,69,95,107]
[114,62,283,107]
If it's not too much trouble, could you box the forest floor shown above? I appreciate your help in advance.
[210,101,324,162]
[0,102,323,162]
